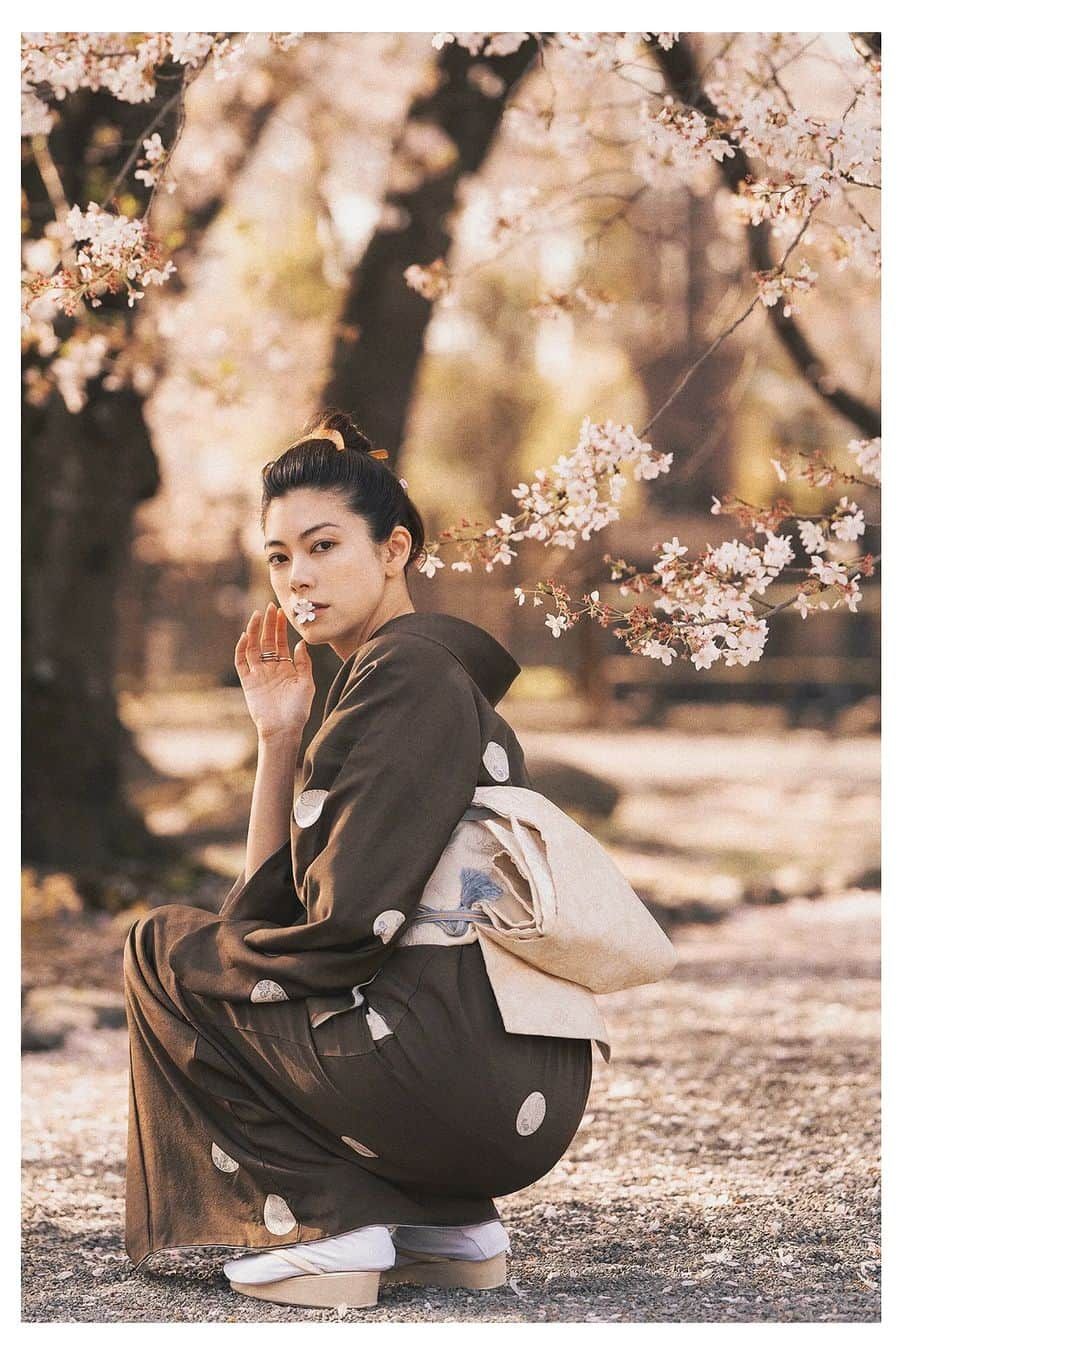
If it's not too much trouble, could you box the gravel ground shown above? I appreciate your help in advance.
[22,889,880,1323]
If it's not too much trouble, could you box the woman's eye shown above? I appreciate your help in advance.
[267,542,332,566]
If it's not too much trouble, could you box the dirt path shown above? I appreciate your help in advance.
[22,890,880,1323]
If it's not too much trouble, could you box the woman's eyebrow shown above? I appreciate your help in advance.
[264,522,341,549]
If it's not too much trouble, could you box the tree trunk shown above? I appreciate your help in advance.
[22,382,171,867]
[22,66,285,874]
[325,39,540,448]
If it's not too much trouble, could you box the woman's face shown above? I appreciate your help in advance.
[262,486,411,659]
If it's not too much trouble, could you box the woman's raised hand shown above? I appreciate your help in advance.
[234,603,316,741]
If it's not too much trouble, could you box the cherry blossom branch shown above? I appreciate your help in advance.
[647,35,881,438]
[641,294,762,436]
[754,554,880,619]
[102,83,188,211]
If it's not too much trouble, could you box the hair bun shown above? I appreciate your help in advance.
[285,425,345,452]
[283,409,392,461]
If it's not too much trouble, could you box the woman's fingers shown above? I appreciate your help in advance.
[238,606,301,677]
[234,629,251,676]
[259,602,275,654]
[237,609,261,677]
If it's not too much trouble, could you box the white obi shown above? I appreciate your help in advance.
[397,807,503,948]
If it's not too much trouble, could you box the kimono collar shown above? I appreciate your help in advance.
[361,610,522,706]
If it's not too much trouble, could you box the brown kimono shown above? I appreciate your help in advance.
[123,611,594,1270]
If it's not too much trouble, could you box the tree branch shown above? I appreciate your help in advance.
[649,37,881,439]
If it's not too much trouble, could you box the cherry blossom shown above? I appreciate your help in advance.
[798,521,828,556]
[657,537,689,571]
[633,95,737,193]
[432,33,532,58]
[810,556,849,588]
[403,259,451,301]
[831,497,866,542]
[754,262,819,318]
[641,639,677,666]
[848,437,882,483]
[134,133,171,191]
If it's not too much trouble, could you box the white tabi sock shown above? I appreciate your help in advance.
[391,1219,511,1261]
[222,1224,396,1285]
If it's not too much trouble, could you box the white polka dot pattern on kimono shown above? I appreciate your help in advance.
[341,1135,379,1157]
[250,979,288,1003]
[293,788,328,827]
[263,1193,297,1235]
[373,909,405,943]
[483,741,510,782]
[211,1142,239,1173]
[516,1090,547,1135]
[365,1005,392,1040]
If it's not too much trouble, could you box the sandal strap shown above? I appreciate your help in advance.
[394,1247,458,1264]
[273,1248,328,1276]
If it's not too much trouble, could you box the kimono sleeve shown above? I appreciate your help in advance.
[216,838,302,926]
[166,635,483,1003]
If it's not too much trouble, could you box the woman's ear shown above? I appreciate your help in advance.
[386,524,412,575]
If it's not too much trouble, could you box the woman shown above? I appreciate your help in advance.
[122,409,596,1310]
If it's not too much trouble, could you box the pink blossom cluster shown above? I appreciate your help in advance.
[753,261,819,317]
[22,202,177,328]
[21,32,302,136]
[732,170,838,226]
[769,441,881,491]
[704,35,880,270]
[710,469,876,628]
[46,330,111,414]
[429,31,878,315]
[510,510,875,661]
[549,33,678,72]
[704,36,879,180]
[412,31,876,338]
[133,132,172,191]
[20,31,302,393]
[431,33,533,58]
[515,528,789,670]
[829,223,882,274]
[417,418,672,576]
[848,437,881,483]
[632,95,737,194]
[403,258,452,302]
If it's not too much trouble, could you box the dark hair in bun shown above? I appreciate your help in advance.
[260,407,426,572]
